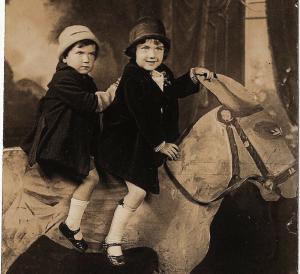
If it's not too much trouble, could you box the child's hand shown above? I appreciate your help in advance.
[104,77,121,97]
[105,84,117,95]
[95,79,120,112]
[112,77,121,88]
[193,67,215,81]
[160,143,179,161]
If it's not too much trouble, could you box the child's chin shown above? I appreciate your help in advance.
[78,70,91,74]
[144,65,160,71]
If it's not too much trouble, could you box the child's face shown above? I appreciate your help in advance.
[63,44,96,74]
[136,39,164,71]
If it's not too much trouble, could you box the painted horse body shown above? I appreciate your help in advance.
[2,76,297,273]
[124,105,297,273]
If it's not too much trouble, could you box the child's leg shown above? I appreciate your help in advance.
[72,168,99,201]
[63,169,98,240]
[105,181,146,256]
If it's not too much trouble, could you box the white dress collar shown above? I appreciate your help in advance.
[150,70,164,91]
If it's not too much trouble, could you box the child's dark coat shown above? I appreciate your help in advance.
[22,63,99,181]
[95,61,199,193]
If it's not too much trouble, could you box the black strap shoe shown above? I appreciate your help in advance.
[102,242,126,266]
[59,222,88,252]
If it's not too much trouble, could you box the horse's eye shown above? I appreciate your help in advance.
[254,121,283,139]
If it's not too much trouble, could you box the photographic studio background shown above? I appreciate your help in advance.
[3,1,298,274]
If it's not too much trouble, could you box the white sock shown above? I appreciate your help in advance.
[105,204,135,256]
[65,198,89,240]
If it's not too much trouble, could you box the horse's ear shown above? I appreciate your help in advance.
[198,74,260,113]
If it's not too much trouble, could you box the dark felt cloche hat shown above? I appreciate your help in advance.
[125,17,170,56]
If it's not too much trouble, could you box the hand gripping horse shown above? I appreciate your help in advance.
[2,74,297,274]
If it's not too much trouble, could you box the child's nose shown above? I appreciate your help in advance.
[82,54,90,63]
[147,49,155,58]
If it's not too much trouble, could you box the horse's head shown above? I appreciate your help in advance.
[166,74,297,204]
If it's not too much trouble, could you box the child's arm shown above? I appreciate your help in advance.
[95,78,120,112]
[51,71,98,113]
[170,67,214,98]
[125,78,180,160]
[124,78,165,149]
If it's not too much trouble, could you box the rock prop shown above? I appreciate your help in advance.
[7,235,158,274]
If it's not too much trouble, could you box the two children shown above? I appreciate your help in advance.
[95,17,213,266]
[22,25,118,252]
[22,18,213,266]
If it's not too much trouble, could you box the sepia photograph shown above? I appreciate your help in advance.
[2,0,298,273]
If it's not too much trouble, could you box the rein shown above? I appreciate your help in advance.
[164,106,296,206]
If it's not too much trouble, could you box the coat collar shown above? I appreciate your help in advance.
[56,61,73,72]
[55,61,93,80]
[122,61,174,96]
[124,60,168,78]
[123,60,171,86]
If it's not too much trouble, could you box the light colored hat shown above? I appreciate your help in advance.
[57,25,100,57]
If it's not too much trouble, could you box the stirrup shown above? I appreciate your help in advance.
[102,242,126,266]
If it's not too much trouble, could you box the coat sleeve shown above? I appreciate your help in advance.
[95,83,117,112]
[50,71,98,113]
[166,71,201,98]
[124,78,165,148]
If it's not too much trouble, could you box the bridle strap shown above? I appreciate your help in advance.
[232,118,270,178]
[164,161,261,206]
[164,107,260,206]
[225,123,240,182]
[164,107,296,206]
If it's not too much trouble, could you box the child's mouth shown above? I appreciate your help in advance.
[146,61,157,65]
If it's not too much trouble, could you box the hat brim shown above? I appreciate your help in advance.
[124,34,170,56]
[58,33,101,58]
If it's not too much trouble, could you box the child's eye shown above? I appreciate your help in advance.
[141,46,150,50]
[156,47,164,51]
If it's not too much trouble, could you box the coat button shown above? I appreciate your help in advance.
[161,108,163,114]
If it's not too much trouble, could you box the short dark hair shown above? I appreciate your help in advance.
[59,39,99,61]
[126,38,170,61]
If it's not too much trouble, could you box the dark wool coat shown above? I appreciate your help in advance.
[95,61,199,193]
[21,63,99,182]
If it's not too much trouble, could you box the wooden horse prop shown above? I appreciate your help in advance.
[2,75,297,274]
[121,74,297,273]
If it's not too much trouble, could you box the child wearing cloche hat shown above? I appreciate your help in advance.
[21,25,119,253]
[95,16,215,266]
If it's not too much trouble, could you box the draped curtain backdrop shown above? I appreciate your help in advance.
[161,0,210,131]
[5,0,246,146]
[266,0,298,125]
[160,0,245,131]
